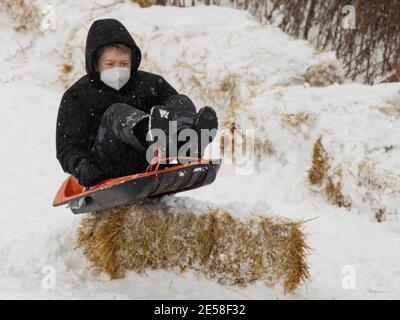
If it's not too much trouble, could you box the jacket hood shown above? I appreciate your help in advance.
[85,19,142,78]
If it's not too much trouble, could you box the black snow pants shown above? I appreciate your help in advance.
[90,97,210,181]
[90,103,151,181]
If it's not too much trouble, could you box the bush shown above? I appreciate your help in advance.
[263,0,400,84]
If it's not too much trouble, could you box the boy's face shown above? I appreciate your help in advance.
[98,47,132,73]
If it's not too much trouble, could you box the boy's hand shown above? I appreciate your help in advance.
[76,159,105,187]
[164,94,197,131]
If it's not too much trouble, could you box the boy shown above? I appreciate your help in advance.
[56,19,218,187]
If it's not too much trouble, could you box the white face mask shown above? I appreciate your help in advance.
[100,67,131,91]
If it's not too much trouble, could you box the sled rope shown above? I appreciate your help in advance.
[145,147,202,173]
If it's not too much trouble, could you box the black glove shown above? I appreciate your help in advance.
[149,95,197,159]
[163,94,197,131]
[76,159,105,187]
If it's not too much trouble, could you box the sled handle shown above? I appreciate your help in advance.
[145,148,202,173]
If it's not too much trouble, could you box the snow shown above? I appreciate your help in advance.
[1,0,400,299]
[159,109,169,119]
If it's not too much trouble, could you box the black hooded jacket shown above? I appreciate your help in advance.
[56,19,179,178]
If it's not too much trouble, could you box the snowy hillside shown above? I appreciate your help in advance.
[1,1,400,299]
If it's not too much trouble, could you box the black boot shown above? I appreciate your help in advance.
[192,106,218,158]
[149,105,178,160]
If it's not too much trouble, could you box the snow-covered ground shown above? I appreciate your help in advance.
[1,1,400,299]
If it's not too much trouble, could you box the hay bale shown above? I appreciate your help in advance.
[304,62,344,87]
[308,137,352,209]
[308,135,400,221]
[133,0,153,8]
[308,137,329,186]
[76,203,309,293]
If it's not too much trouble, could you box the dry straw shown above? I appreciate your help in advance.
[1,0,42,33]
[59,28,81,89]
[308,136,400,221]
[303,62,344,87]
[308,137,351,209]
[76,203,309,293]
[308,137,328,186]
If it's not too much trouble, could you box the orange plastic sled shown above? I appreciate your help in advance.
[53,156,221,214]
